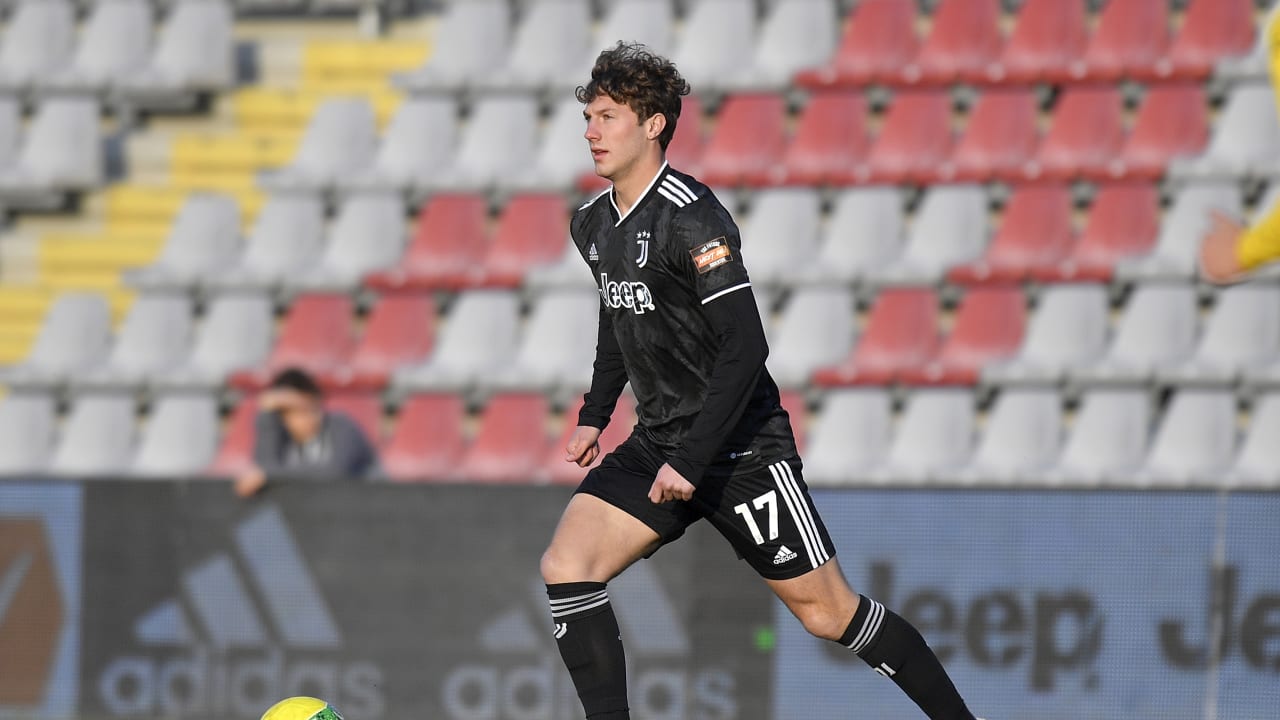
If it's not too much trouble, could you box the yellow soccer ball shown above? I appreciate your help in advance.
[260,697,344,720]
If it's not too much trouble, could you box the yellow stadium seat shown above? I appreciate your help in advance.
[39,236,166,274]
[170,134,296,174]
[302,40,429,86]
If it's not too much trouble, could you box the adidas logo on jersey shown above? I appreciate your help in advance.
[588,243,598,262]
[773,545,798,565]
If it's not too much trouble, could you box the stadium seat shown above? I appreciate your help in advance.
[287,192,406,291]
[791,187,903,286]
[543,395,637,485]
[510,97,596,192]
[458,393,551,483]
[393,290,520,392]
[868,184,988,286]
[72,294,193,391]
[326,391,383,446]
[228,294,357,391]
[0,0,73,92]
[699,94,788,187]
[895,0,1002,87]
[259,99,377,192]
[205,194,326,291]
[1096,84,1208,181]
[50,394,137,476]
[153,293,274,391]
[865,389,975,483]
[1022,87,1125,182]
[1157,283,1280,386]
[0,99,20,170]
[0,293,111,388]
[778,389,807,451]
[947,388,1062,484]
[475,194,569,288]
[738,188,821,285]
[117,0,234,108]
[947,184,1074,285]
[937,88,1039,183]
[0,392,56,474]
[36,0,152,94]
[381,392,467,482]
[419,96,538,193]
[132,393,220,477]
[856,90,953,185]
[561,0,674,90]
[1054,0,1169,82]
[126,194,241,291]
[1030,183,1159,283]
[802,388,892,486]
[1226,393,1280,488]
[476,0,590,92]
[208,394,258,477]
[1117,182,1243,283]
[1169,83,1280,181]
[0,98,103,204]
[394,0,510,92]
[975,0,1087,85]
[1071,283,1197,387]
[813,288,939,386]
[336,97,458,193]
[365,193,489,292]
[1132,389,1237,486]
[720,0,838,90]
[774,91,869,186]
[488,289,598,392]
[794,0,918,89]
[1138,0,1255,82]
[982,283,1109,385]
[766,287,857,389]
[670,0,757,92]
[524,240,598,291]
[1215,5,1276,84]
[1036,389,1151,486]
[900,286,1027,386]
[664,94,706,176]
[325,294,436,392]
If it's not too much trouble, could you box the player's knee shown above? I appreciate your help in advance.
[792,602,850,641]
[540,545,585,585]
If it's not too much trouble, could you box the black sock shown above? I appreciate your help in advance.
[838,594,975,720]
[547,582,629,719]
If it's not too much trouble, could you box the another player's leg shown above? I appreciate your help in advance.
[768,559,976,719]
[540,493,661,720]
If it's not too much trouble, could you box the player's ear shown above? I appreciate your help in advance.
[646,113,666,142]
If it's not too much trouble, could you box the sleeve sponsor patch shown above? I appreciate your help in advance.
[689,237,734,274]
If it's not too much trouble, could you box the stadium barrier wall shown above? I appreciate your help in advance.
[1,480,1277,720]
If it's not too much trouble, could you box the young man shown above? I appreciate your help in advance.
[540,43,978,720]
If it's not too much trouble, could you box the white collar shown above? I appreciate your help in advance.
[610,160,669,227]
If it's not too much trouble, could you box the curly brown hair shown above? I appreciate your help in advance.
[576,42,691,150]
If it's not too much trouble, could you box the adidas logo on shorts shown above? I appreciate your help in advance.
[772,545,798,565]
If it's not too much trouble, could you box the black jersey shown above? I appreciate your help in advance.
[571,163,797,479]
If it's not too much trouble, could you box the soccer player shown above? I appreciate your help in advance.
[540,43,978,720]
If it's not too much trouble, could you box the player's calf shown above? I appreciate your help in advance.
[546,581,630,719]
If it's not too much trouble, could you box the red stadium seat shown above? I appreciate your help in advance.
[794,0,919,89]
[459,393,551,483]
[699,94,788,187]
[544,395,637,485]
[381,393,467,482]
[1140,0,1255,81]
[328,294,436,391]
[777,390,807,453]
[775,91,870,186]
[1030,182,1159,283]
[1022,86,1124,182]
[938,88,1039,182]
[325,391,383,446]
[896,0,1002,87]
[899,287,1027,386]
[812,288,939,386]
[578,96,707,192]
[1054,0,1169,83]
[976,0,1088,85]
[1096,84,1208,181]
[475,194,569,287]
[364,193,489,292]
[208,395,259,477]
[857,90,953,184]
[228,294,357,391]
[948,184,1075,285]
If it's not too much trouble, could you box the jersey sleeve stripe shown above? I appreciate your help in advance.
[663,176,699,203]
[656,186,689,207]
[700,282,752,305]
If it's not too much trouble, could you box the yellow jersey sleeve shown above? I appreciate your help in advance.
[1238,202,1280,270]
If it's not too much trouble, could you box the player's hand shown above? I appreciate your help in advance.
[1200,210,1247,284]
[648,464,695,504]
[565,426,603,468]
[234,466,267,498]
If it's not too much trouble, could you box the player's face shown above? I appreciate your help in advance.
[583,94,653,182]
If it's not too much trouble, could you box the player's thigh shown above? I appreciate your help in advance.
[541,493,661,584]
[765,557,860,641]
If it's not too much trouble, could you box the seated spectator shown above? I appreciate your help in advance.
[235,368,379,497]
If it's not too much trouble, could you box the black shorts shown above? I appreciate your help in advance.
[576,435,835,580]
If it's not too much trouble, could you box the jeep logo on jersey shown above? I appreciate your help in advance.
[600,273,656,315]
